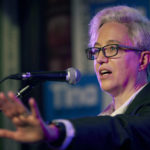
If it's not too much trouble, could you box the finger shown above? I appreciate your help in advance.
[8,91,23,105]
[8,92,28,114]
[29,98,41,118]
[12,116,27,126]
[0,129,18,140]
[0,93,16,117]
[0,92,9,108]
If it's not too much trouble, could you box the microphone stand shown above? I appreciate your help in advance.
[0,75,41,99]
[16,84,33,98]
[16,79,41,98]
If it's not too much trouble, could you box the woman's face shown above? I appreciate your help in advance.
[94,22,140,96]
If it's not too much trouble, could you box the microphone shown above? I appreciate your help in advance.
[8,67,81,85]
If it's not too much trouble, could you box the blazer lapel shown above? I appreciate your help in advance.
[125,83,150,115]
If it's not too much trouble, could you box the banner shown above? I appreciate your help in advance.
[43,74,102,121]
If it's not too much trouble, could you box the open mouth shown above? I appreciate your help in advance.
[99,69,112,78]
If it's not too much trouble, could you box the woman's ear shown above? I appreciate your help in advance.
[139,51,150,71]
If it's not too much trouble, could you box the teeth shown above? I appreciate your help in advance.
[100,70,111,74]
[101,70,108,73]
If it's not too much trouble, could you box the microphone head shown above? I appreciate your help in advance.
[66,67,81,84]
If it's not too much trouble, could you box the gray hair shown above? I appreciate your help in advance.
[89,5,150,78]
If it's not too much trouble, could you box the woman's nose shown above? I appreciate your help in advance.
[96,51,108,65]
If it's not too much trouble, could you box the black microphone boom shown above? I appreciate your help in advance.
[8,67,81,85]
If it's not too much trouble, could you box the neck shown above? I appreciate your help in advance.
[112,81,147,110]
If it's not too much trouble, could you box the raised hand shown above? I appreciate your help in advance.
[0,92,59,143]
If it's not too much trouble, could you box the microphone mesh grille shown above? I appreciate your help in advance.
[66,67,81,84]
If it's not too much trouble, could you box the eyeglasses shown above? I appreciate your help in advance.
[85,44,145,60]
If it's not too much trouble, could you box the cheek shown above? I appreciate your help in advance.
[125,53,139,72]
[94,60,99,73]
[115,54,139,79]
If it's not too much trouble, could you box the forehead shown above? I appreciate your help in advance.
[96,22,133,46]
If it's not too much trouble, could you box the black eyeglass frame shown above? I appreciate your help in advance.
[85,44,146,60]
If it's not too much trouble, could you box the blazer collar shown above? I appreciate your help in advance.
[125,82,150,115]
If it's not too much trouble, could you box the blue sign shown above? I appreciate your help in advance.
[42,74,102,121]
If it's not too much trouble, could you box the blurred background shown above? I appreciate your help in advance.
[0,0,149,149]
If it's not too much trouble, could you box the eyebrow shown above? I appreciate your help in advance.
[94,42,101,47]
[94,40,121,47]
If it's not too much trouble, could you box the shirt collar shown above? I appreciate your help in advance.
[99,84,147,116]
